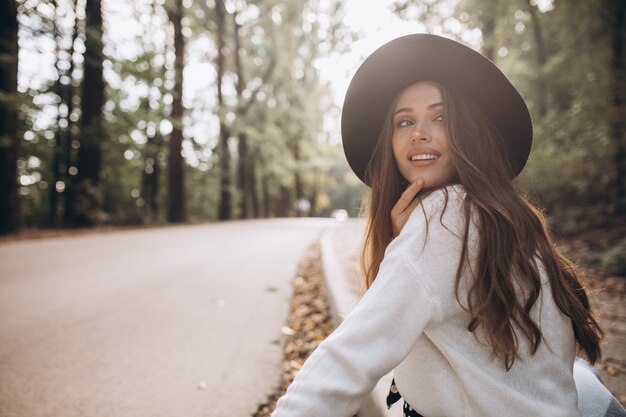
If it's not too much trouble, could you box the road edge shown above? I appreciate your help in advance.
[319,227,392,417]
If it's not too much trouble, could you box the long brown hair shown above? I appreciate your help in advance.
[360,82,603,369]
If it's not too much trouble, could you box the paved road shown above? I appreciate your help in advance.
[0,219,335,417]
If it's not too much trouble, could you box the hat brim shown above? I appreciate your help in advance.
[341,33,532,186]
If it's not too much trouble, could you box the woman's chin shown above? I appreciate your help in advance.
[400,173,458,190]
[421,180,460,191]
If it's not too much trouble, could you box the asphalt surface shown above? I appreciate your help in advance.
[0,219,334,417]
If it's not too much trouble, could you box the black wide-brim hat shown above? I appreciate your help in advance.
[341,33,533,186]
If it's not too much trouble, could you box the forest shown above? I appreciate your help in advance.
[0,0,624,272]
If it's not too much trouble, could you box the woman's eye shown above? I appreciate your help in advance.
[397,119,413,128]
[433,114,444,122]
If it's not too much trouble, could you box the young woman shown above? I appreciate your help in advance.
[271,34,611,417]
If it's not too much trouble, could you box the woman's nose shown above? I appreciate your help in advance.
[410,124,430,143]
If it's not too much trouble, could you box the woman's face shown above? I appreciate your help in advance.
[391,82,458,189]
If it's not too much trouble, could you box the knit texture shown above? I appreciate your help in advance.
[272,185,580,417]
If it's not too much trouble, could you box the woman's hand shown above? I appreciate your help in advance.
[391,179,425,237]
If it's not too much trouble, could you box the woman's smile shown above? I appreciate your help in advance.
[407,147,441,165]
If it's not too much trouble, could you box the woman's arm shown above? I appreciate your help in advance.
[271,198,447,417]
[272,251,437,417]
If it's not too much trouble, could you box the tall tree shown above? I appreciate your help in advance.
[60,0,80,226]
[233,11,254,219]
[66,0,105,226]
[231,5,276,219]
[166,0,186,223]
[526,0,547,117]
[215,0,231,220]
[49,0,63,227]
[142,131,162,221]
[608,0,626,215]
[480,5,497,60]
[49,0,78,226]
[140,1,167,223]
[0,0,19,234]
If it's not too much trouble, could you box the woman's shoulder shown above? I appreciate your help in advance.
[387,184,471,292]
[412,183,467,220]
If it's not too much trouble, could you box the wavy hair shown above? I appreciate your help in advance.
[360,82,603,369]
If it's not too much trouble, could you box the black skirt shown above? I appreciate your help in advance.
[386,378,425,417]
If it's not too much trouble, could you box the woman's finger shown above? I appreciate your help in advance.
[392,179,424,215]
[391,179,425,236]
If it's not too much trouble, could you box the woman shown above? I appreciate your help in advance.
[271,34,610,417]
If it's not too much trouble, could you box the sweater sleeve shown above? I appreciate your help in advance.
[271,206,443,417]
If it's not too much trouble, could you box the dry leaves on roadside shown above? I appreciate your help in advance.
[253,243,334,417]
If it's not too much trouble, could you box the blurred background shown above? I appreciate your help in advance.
[0,0,624,273]
[1,0,625,410]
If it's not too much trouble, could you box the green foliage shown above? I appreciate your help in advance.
[12,0,360,228]
[13,0,621,231]
[601,238,626,276]
[17,89,56,227]
[394,0,625,234]
[500,0,620,230]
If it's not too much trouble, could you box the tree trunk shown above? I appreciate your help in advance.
[0,0,19,234]
[293,134,303,201]
[68,0,105,227]
[62,0,79,226]
[216,0,231,220]
[310,169,320,216]
[217,123,231,220]
[141,90,163,223]
[49,0,66,227]
[232,12,256,219]
[527,0,547,117]
[609,0,626,214]
[260,161,271,218]
[294,168,303,200]
[480,9,496,61]
[250,157,260,217]
[276,185,291,217]
[166,0,186,223]
[143,131,162,222]
[237,133,255,218]
[50,63,62,225]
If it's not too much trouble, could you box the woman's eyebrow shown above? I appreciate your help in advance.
[394,102,443,116]
[394,107,412,116]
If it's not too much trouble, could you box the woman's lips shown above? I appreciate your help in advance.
[407,149,441,166]
[409,154,439,161]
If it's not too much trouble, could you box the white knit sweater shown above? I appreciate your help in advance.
[272,185,580,417]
